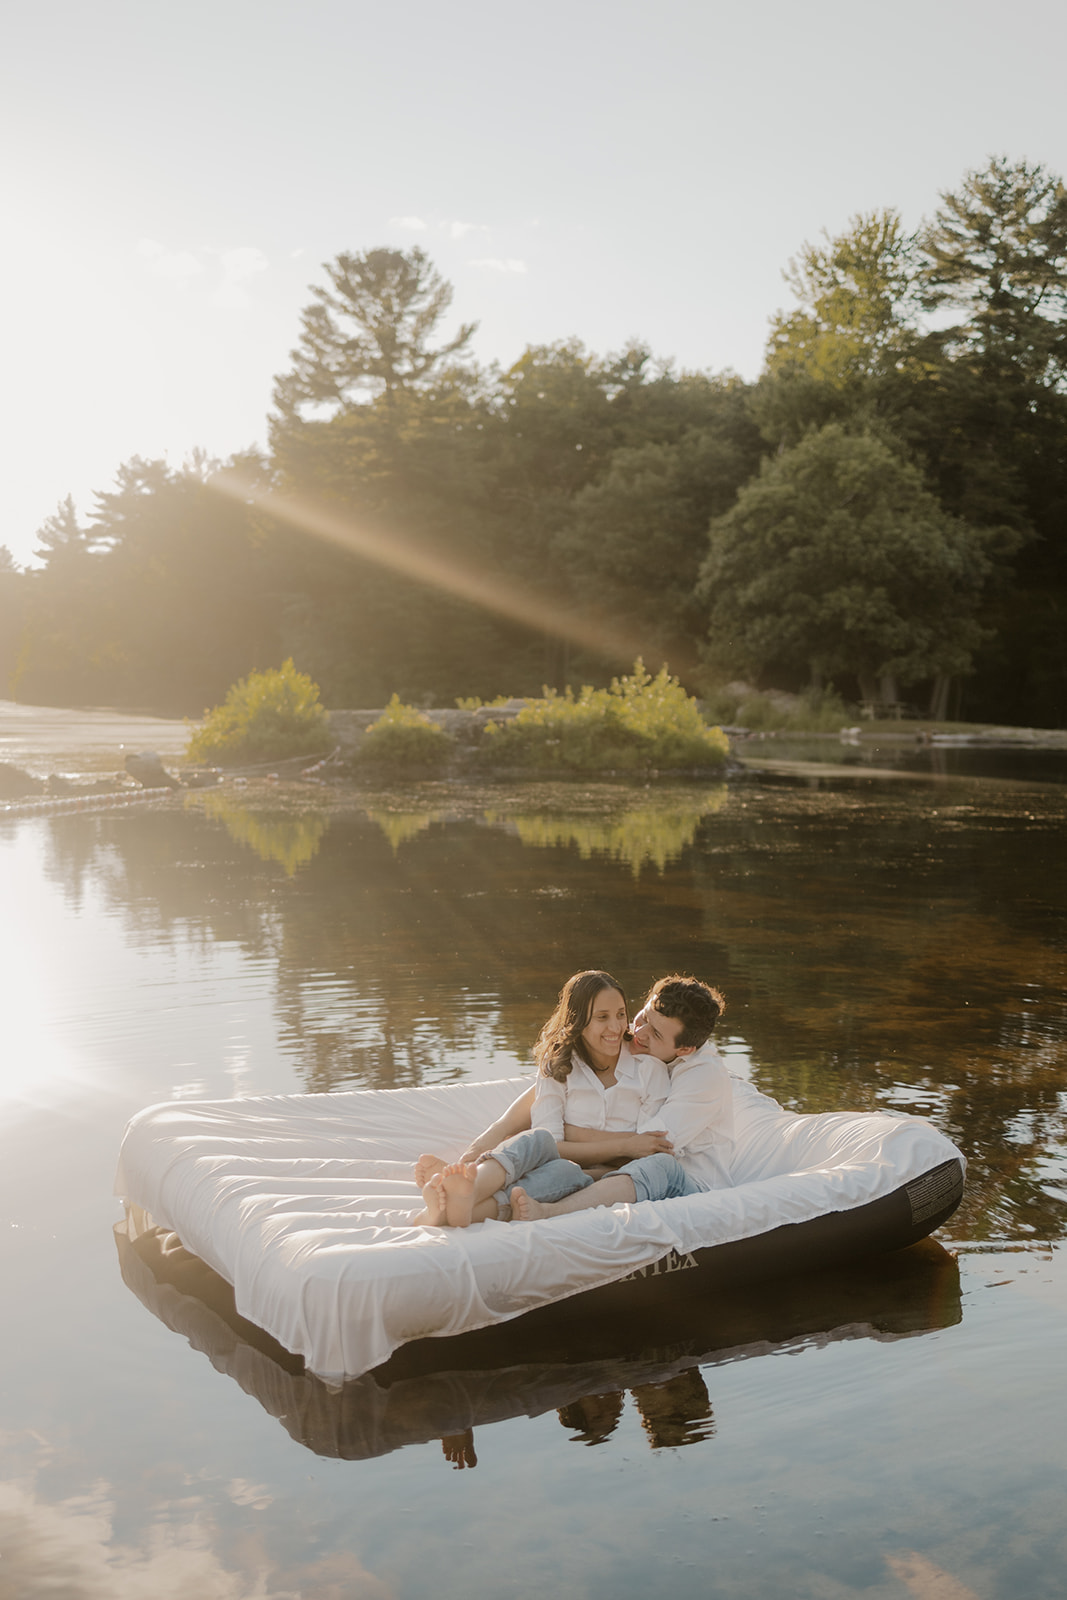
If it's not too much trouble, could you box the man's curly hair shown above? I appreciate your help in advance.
[644,975,724,1049]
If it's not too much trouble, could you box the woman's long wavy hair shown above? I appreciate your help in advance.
[534,970,632,1082]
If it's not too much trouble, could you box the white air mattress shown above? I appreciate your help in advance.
[114,1074,962,1382]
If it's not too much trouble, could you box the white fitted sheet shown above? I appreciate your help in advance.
[115,1074,962,1381]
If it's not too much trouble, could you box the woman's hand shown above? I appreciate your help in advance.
[557,1125,675,1166]
[562,1123,604,1143]
[458,1085,536,1164]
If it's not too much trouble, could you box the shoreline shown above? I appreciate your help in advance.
[2,699,1066,808]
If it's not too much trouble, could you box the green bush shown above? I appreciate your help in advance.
[454,694,514,710]
[482,662,729,772]
[187,660,331,764]
[357,695,454,771]
[703,683,851,732]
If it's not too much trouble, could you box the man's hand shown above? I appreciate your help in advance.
[626,1130,674,1156]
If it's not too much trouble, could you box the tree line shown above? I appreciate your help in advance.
[2,155,1065,724]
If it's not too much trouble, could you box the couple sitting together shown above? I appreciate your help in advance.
[413,969,733,1229]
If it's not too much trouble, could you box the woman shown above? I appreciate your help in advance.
[414,969,675,1227]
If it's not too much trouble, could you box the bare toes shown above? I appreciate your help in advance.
[421,1172,448,1226]
[415,1153,446,1186]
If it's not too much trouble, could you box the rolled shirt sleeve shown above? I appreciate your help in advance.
[530,1075,568,1141]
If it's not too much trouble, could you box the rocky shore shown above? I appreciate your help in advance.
[3,700,1065,812]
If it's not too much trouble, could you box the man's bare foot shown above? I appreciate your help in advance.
[441,1162,478,1228]
[509,1185,553,1222]
[415,1153,446,1187]
[441,1428,478,1469]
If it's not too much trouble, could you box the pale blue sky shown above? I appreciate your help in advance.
[3,0,1065,565]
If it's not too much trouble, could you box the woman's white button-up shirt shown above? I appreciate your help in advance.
[530,1045,671,1141]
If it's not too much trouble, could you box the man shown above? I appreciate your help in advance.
[510,974,732,1220]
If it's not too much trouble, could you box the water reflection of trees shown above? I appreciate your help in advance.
[34,778,1067,1238]
[684,783,1067,1238]
[485,788,728,877]
[364,807,444,852]
[195,792,328,875]
[40,807,282,957]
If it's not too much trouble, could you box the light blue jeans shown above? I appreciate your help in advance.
[480,1127,593,1209]
[616,1152,701,1202]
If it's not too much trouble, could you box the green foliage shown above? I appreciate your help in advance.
[357,695,455,771]
[273,246,477,418]
[765,209,921,393]
[14,187,1067,729]
[553,389,765,661]
[482,662,729,771]
[187,660,330,764]
[918,158,1067,386]
[702,426,999,692]
[34,494,97,565]
[703,685,852,732]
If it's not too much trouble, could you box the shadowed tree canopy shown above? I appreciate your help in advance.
[0,546,22,695]
[272,247,478,419]
[10,172,1067,724]
[918,157,1067,387]
[33,494,99,565]
[911,161,1067,721]
[753,163,1067,721]
[552,379,765,662]
[701,425,1001,699]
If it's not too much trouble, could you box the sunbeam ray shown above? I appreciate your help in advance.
[208,467,700,681]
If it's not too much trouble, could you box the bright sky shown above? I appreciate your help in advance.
[3,0,1066,567]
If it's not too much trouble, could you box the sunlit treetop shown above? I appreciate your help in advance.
[272,246,479,420]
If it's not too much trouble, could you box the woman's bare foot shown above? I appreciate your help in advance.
[415,1153,446,1187]
[412,1172,447,1227]
[509,1185,553,1222]
[441,1162,478,1228]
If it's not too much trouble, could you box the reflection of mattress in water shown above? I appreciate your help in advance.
[114,1074,965,1382]
[115,1221,962,1462]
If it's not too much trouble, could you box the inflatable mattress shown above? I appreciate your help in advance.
[114,1073,964,1383]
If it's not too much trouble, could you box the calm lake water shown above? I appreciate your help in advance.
[2,757,1066,1599]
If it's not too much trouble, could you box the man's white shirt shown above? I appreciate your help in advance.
[637,1040,734,1190]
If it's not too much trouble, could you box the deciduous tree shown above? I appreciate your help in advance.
[701,425,1000,702]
